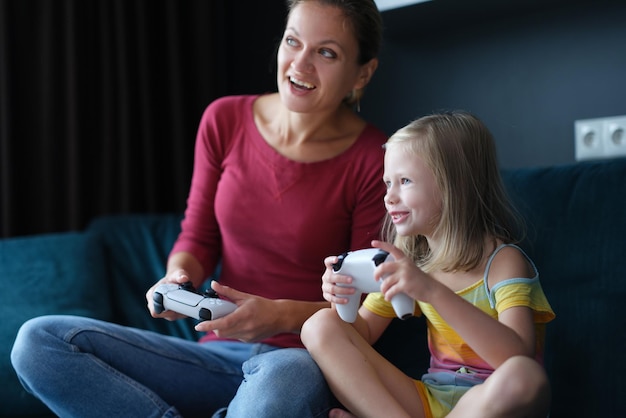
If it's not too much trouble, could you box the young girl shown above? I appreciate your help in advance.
[301,111,556,418]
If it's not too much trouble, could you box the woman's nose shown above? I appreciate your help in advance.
[291,49,314,73]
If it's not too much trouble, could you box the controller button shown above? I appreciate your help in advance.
[199,308,213,321]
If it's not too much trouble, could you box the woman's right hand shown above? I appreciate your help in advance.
[321,255,356,306]
[145,269,192,321]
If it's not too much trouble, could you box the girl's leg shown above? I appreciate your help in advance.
[11,315,250,418]
[448,355,551,418]
[224,348,340,418]
[301,309,425,418]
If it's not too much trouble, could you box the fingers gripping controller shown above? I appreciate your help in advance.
[332,248,414,323]
[153,282,236,321]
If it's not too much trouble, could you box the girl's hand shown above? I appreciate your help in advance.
[321,255,356,305]
[194,281,284,342]
[371,240,434,303]
[145,269,192,321]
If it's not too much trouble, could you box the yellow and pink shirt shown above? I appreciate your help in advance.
[363,244,556,381]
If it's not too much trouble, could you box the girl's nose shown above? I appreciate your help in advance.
[384,189,397,205]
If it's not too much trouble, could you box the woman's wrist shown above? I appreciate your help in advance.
[275,299,330,333]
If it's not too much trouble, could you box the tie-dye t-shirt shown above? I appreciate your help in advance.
[362,244,555,381]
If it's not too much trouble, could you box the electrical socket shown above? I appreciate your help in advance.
[603,116,626,158]
[575,115,626,161]
[575,118,604,161]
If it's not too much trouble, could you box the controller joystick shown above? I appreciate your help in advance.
[332,248,414,323]
[153,282,237,321]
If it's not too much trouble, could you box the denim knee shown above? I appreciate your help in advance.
[11,317,48,377]
[226,348,335,417]
[243,348,322,382]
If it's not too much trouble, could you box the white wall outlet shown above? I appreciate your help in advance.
[575,115,626,161]
[603,116,626,158]
[575,118,604,161]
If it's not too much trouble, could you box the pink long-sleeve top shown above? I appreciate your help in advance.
[170,95,388,348]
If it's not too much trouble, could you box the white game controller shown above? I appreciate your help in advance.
[153,282,237,321]
[332,248,414,323]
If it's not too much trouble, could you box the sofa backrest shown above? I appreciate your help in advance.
[87,213,202,341]
[501,157,626,417]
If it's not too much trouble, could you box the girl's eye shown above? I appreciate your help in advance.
[401,178,411,185]
[319,48,337,59]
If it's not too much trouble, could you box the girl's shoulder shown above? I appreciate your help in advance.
[484,244,537,289]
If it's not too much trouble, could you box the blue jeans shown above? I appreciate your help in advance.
[11,315,337,418]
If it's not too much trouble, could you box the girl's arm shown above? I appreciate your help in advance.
[354,307,394,345]
[426,285,535,366]
[374,241,536,368]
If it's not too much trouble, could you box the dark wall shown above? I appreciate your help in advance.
[362,0,626,169]
[0,0,288,237]
[219,1,286,96]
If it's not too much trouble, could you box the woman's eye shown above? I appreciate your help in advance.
[285,36,298,47]
[319,48,337,59]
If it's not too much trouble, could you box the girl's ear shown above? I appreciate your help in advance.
[354,58,378,90]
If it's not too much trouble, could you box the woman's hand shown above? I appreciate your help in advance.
[145,269,192,321]
[321,255,356,306]
[195,281,295,342]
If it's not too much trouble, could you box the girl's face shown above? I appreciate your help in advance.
[277,1,375,113]
[383,145,442,238]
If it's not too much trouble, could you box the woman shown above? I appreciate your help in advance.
[11,0,386,417]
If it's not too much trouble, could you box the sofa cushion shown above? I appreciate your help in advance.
[0,231,112,417]
[87,213,202,341]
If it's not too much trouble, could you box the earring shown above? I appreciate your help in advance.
[351,89,361,113]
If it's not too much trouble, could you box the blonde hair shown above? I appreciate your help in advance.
[382,111,523,273]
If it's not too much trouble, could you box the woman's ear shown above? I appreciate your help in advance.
[354,58,379,90]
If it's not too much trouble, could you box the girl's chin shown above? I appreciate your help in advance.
[394,226,416,237]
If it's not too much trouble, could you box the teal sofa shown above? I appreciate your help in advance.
[2,158,625,417]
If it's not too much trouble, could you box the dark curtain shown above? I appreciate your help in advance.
[0,0,284,238]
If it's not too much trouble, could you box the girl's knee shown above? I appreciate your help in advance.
[301,308,338,350]
[484,356,551,415]
[499,356,550,395]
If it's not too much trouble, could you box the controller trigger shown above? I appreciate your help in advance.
[372,250,390,267]
[180,282,194,291]
[332,252,349,272]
